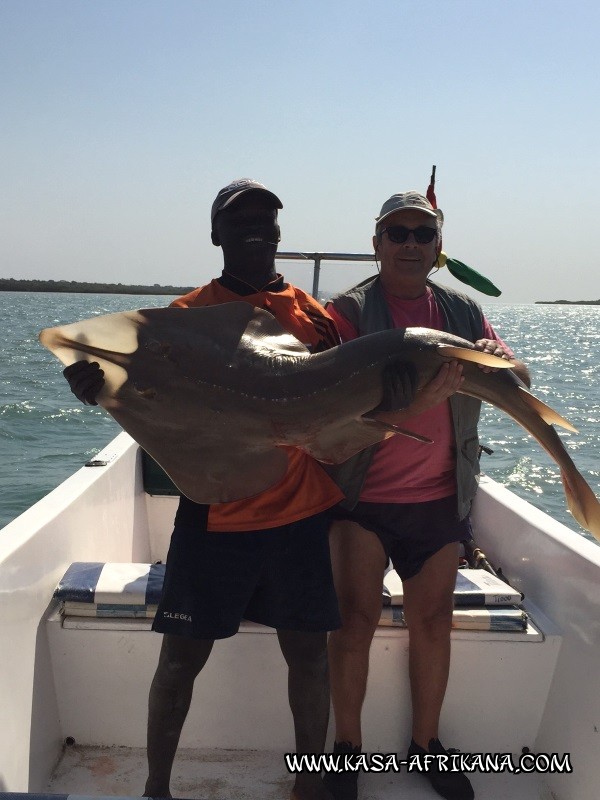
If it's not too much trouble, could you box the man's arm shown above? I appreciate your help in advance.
[327,301,465,417]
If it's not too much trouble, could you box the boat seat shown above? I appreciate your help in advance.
[53,562,165,619]
[47,562,561,756]
[54,561,529,632]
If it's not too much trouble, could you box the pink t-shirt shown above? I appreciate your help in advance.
[328,286,513,504]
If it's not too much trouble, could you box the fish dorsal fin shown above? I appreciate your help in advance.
[239,304,311,356]
[517,386,578,433]
[437,345,514,369]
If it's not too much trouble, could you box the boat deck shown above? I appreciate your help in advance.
[39,603,561,800]
[47,744,547,800]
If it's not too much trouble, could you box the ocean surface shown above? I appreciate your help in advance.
[1,292,599,545]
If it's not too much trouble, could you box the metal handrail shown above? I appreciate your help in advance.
[275,251,376,298]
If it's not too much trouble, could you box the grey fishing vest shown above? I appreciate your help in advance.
[327,275,485,520]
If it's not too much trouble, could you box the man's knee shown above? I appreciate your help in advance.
[277,629,328,671]
[155,635,214,686]
[404,602,453,637]
[330,607,379,652]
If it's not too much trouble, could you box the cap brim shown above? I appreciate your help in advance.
[219,188,283,214]
[376,206,441,223]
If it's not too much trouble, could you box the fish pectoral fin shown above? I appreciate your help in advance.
[149,446,290,504]
[40,310,141,367]
[517,386,579,433]
[437,345,514,369]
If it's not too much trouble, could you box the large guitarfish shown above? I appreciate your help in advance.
[39,301,600,539]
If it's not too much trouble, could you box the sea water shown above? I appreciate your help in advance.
[1,292,599,544]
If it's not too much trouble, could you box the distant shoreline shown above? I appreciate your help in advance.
[0,278,194,295]
[535,300,600,305]
[2,279,599,304]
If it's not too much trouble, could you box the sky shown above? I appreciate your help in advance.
[1,0,599,303]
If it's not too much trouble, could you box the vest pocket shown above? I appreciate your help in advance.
[461,428,481,468]
[458,427,481,507]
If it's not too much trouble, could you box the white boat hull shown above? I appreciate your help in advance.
[1,433,598,799]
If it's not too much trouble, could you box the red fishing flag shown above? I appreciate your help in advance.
[426,165,437,208]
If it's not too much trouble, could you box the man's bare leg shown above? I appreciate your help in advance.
[277,628,333,800]
[402,542,459,747]
[327,520,387,748]
[144,633,214,797]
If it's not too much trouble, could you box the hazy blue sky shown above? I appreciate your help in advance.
[2,0,599,303]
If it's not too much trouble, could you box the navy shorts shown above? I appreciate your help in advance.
[331,495,470,581]
[153,510,340,640]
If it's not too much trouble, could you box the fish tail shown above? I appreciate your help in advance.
[560,469,600,542]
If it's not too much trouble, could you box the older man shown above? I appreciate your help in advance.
[324,191,530,800]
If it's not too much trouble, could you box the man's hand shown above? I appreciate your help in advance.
[372,361,463,423]
[473,338,512,373]
[63,360,105,405]
[473,338,532,386]
[406,361,464,415]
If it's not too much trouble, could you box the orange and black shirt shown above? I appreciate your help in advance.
[172,272,344,531]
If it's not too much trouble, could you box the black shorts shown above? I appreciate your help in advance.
[331,495,470,581]
[153,510,340,640]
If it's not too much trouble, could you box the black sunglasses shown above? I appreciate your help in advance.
[378,225,437,244]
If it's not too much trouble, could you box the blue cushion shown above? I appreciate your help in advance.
[54,562,165,617]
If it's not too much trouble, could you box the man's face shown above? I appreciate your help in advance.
[214,192,280,272]
[373,208,440,294]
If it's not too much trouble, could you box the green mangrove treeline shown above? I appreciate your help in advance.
[535,299,600,305]
[0,278,194,295]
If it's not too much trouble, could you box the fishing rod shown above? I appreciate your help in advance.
[461,535,525,600]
